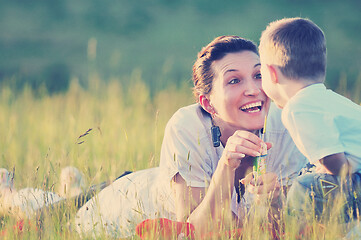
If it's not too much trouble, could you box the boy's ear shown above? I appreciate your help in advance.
[199,95,213,114]
[267,64,279,84]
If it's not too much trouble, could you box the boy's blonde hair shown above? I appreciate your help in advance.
[259,17,326,81]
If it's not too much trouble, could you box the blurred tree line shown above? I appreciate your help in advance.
[0,0,360,98]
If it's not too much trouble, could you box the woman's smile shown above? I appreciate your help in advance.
[240,100,264,113]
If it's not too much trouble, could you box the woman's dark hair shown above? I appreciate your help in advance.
[192,36,258,101]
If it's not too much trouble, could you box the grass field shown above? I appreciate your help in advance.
[0,75,195,239]
[0,73,360,239]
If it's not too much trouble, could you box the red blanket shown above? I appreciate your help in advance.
[135,218,243,239]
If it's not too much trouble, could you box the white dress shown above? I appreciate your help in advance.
[75,103,308,238]
[75,168,174,238]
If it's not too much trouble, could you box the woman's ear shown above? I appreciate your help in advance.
[199,95,214,114]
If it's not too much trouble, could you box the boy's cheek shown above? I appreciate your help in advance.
[261,81,273,99]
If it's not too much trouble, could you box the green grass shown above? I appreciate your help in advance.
[0,73,360,239]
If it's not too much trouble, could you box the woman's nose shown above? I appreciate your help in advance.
[244,79,261,96]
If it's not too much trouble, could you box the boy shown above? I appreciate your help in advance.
[258,17,361,222]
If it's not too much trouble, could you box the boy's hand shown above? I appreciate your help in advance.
[265,142,273,151]
[240,172,280,204]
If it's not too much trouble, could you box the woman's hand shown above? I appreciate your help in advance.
[241,172,280,204]
[220,130,271,170]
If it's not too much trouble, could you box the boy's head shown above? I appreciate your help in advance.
[259,18,327,107]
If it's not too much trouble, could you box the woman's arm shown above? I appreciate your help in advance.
[171,130,265,235]
[173,162,236,235]
[172,174,205,222]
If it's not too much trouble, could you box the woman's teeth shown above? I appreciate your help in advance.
[240,101,262,112]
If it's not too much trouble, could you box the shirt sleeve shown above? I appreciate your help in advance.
[282,108,344,163]
[160,120,213,188]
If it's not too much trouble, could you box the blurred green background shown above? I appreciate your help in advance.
[0,0,360,97]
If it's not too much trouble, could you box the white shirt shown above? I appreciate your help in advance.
[159,103,307,216]
[282,83,361,173]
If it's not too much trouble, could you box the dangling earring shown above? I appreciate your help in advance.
[210,113,221,147]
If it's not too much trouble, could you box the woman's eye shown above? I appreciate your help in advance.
[229,78,240,84]
[254,73,262,79]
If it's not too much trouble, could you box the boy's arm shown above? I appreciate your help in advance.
[319,152,349,176]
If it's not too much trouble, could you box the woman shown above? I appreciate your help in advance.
[75,36,307,238]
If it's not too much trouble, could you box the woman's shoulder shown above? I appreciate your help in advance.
[166,103,210,135]
[171,103,205,121]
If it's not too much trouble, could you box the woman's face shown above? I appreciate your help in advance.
[209,51,270,132]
